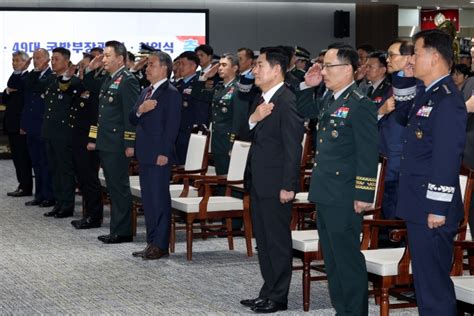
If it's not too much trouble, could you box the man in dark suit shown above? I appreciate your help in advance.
[240,47,304,313]
[129,51,181,259]
[298,44,379,315]
[3,50,33,197]
[394,29,466,316]
[21,48,55,207]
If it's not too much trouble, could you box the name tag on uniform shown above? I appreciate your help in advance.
[416,106,433,117]
[331,106,350,118]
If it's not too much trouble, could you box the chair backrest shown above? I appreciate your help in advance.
[227,140,251,181]
[184,132,209,171]
[373,157,387,207]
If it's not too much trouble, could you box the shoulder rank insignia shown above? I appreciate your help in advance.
[351,89,364,100]
[442,84,452,94]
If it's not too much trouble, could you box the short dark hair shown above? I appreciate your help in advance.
[453,63,471,77]
[388,38,414,56]
[368,50,388,68]
[127,51,136,63]
[52,47,71,60]
[260,46,289,76]
[195,44,213,56]
[90,47,104,54]
[238,47,254,60]
[179,51,200,67]
[335,46,359,72]
[105,40,127,64]
[149,51,173,78]
[276,46,294,64]
[413,29,454,67]
[356,44,376,54]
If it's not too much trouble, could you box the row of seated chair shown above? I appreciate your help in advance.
[95,129,474,314]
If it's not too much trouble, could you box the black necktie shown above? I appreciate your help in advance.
[367,85,374,97]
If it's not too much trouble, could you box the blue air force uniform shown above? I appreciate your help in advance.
[395,75,466,316]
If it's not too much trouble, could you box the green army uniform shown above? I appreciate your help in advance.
[89,67,140,237]
[297,82,378,316]
[42,75,83,214]
[194,78,247,175]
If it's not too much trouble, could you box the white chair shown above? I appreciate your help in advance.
[170,140,253,260]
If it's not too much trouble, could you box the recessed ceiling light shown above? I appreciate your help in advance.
[436,6,440,9]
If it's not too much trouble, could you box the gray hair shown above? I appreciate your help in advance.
[35,48,50,58]
[221,53,239,68]
[12,50,29,61]
[149,51,173,78]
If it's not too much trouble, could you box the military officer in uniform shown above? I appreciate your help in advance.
[86,40,140,244]
[297,44,378,315]
[69,54,104,229]
[22,48,55,208]
[42,47,82,219]
[194,53,246,175]
[174,51,209,164]
[394,29,466,316]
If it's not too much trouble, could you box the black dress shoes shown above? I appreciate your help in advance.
[132,244,151,257]
[71,217,101,229]
[39,200,56,208]
[25,199,42,206]
[44,206,60,217]
[142,245,169,260]
[7,188,32,197]
[251,299,287,313]
[240,297,267,308]
[98,234,133,244]
[54,209,74,218]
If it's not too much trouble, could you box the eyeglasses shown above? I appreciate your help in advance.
[321,63,349,70]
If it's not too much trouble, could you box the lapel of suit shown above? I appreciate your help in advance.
[151,80,168,101]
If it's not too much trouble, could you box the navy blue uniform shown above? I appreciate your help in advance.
[395,75,466,316]
[129,80,181,250]
[174,74,210,164]
[21,69,55,202]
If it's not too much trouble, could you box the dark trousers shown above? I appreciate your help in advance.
[250,189,292,304]
[45,138,75,210]
[99,150,132,236]
[176,129,190,165]
[139,164,171,250]
[382,180,399,219]
[72,144,103,221]
[469,188,474,239]
[406,221,457,316]
[8,132,32,193]
[27,134,54,201]
[316,203,368,316]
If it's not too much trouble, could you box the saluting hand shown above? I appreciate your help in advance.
[304,63,323,87]
[203,63,219,80]
[138,100,157,114]
[88,54,104,71]
[403,60,414,77]
[354,200,372,214]
[280,190,295,204]
[131,57,148,72]
[427,213,446,229]
[249,102,274,124]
